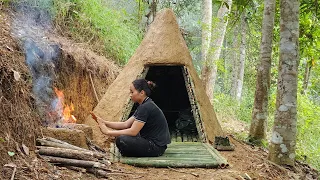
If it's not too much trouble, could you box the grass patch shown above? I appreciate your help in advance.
[53,0,143,64]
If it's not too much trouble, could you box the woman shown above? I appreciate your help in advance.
[92,79,171,157]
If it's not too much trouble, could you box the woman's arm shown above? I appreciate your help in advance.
[96,116,135,130]
[97,119,144,137]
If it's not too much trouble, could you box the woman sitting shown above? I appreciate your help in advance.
[92,79,171,157]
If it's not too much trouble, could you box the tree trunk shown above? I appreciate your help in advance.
[236,13,247,102]
[268,0,299,166]
[201,0,212,64]
[201,0,232,102]
[249,0,276,143]
[301,60,311,94]
[230,25,239,98]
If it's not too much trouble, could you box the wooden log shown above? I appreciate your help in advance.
[36,146,107,160]
[40,155,108,169]
[36,138,87,151]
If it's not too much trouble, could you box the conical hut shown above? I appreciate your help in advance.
[84,8,223,147]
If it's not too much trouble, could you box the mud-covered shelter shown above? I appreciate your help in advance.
[85,8,227,168]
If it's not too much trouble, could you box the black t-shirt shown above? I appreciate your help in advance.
[132,97,171,147]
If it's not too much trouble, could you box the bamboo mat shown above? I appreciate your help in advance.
[110,142,228,168]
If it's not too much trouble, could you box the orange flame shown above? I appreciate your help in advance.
[54,87,77,123]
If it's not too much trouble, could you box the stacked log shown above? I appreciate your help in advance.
[36,137,110,178]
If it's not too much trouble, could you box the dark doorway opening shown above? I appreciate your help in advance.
[128,66,199,142]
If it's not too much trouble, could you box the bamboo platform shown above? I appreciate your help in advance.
[110,142,228,168]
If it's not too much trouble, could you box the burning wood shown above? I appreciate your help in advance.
[53,87,77,124]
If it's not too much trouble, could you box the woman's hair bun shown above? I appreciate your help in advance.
[147,81,156,91]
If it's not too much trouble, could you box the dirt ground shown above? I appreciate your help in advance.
[2,117,318,180]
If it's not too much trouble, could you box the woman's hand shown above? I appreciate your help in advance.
[90,112,109,135]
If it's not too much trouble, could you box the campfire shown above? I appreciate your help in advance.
[37,88,110,178]
[53,87,77,125]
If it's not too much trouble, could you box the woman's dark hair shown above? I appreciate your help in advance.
[132,79,156,96]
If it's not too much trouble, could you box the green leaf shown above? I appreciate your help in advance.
[8,151,15,157]
[0,137,5,143]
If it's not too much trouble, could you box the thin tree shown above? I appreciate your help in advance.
[201,0,232,102]
[249,0,276,143]
[235,12,247,102]
[201,0,212,67]
[268,0,299,166]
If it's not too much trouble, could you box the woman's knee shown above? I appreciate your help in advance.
[116,135,131,148]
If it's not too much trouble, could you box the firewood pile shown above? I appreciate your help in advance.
[36,137,111,178]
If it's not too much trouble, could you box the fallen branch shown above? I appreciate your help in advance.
[40,155,109,170]
[37,138,88,151]
[167,166,199,177]
[36,146,107,160]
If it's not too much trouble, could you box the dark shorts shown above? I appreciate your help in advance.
[115,135,167,157]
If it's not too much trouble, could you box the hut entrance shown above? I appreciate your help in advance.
[125,65,205,143]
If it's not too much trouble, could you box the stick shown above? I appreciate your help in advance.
[40,155,109,169]
[11,166,16,180]
[89,72,99,102]
[4,164,17,180]
[89,111,98,123]
[36,146,107,160]
[37,138,88,151]
[167,166,199,177]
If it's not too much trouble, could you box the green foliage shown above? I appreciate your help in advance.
[296,94,320,170]
[213,91,253,123]
[53,0,143,64]
[7,151,15,157]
